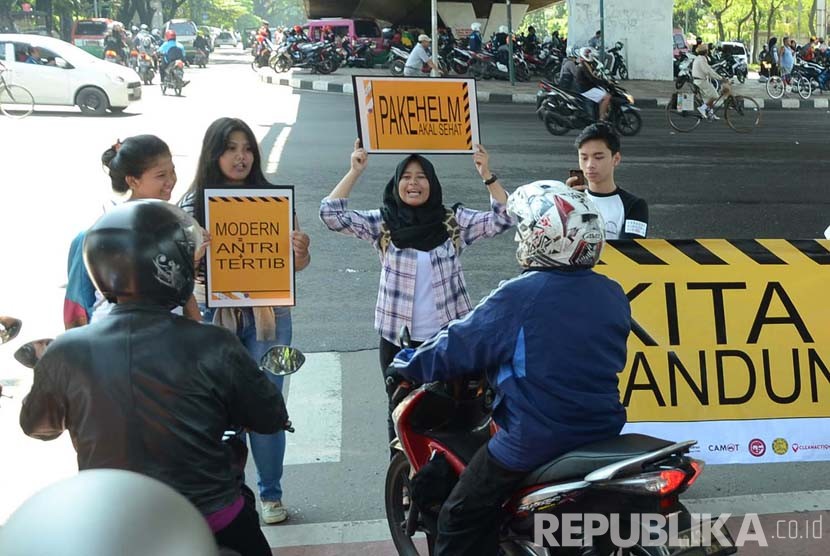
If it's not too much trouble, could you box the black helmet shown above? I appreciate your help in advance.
[83,200,198,308]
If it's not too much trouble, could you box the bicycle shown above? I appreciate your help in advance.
[667,80,761,133]
[766,69,811,100]
[0,61,35,119]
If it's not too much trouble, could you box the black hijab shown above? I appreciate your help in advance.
[380,155,449,252]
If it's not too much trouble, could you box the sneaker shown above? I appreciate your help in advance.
[697,105,709,117]
[261,500,288,524]
[707,109,720,121]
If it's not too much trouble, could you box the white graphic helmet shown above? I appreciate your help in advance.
[507,181,605,268]
[471,22,481,32]
[499,25,509,34]
[578,46,594,62]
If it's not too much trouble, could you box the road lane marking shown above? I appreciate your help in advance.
[284,352,342,465]
[266,126,293,174]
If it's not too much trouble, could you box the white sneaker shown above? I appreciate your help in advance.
[707,109,720,121]
[261,500,288,524]
[697,105,709,117]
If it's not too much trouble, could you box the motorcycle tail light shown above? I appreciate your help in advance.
[685,459,704,488]
[596,469,687,496]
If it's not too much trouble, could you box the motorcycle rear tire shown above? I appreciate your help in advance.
[391,59,405,76]
[274,54,292,73]
[614,108,642,136]
[453,61,468,75]
[737,72,746,84]
[251,60,258,72]
[544,113,571,136]
[385,452,436,556]
[469,60,484,79]
[314,58,337,75]
[516,66,530,82]
[619,64,629,80]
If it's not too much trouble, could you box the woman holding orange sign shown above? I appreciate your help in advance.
[320,139,513,451]
[181,117,310,527]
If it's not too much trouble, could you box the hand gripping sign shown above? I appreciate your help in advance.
[596,239,830,464]
[352,76,481,154]
[204,187,295,308]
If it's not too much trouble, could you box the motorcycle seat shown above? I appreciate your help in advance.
[519,434,674,487]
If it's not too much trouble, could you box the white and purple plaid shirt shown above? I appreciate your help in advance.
[320,197,514,343]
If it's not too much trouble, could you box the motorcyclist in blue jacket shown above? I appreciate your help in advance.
[467,22,482,52]
[389,181,631,556]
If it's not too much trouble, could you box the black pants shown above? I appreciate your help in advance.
[435,445,526,556]
[214,486,272,556]
[379,336,422,452]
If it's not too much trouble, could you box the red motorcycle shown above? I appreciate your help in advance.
[385,331,737,556]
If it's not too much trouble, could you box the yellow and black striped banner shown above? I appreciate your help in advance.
[352,76,480,154]
[596,239,830,423]
[204,188,295,308]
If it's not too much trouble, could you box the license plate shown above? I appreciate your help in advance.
[674,519,737,555]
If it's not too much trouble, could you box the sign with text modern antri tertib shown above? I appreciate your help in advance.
[597,239,830,464]
[204,187,295,308]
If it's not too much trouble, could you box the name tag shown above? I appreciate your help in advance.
[624,220,648,237]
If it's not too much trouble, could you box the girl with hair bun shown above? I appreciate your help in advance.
[64,134,202,329]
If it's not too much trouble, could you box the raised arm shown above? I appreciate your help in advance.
[327,138,368,200]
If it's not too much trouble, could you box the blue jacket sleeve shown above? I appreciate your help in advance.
[391,280,521,383]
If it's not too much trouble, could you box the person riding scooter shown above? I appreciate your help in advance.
[19,201,290,556]
[158,30,189,87]
[388,181,630,556]
[575,46,612,121]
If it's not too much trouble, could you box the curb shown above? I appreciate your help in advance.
[258,73,830,110]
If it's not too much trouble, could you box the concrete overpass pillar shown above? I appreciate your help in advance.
[567,0,673,80]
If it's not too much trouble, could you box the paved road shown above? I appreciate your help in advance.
[0,47,828,554]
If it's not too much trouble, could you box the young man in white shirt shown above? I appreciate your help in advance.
[566,123,648,239]
[404,34,438,76]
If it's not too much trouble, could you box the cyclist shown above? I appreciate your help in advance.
[692,43,728,120]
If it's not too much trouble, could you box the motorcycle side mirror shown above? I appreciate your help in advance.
[0,317,22,344]
[398,326,412,349]
[14,338,53,369]
[259,346,305,376]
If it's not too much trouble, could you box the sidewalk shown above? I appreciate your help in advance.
[257,67,830,110]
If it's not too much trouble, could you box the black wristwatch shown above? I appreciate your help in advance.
[483,174,498,186]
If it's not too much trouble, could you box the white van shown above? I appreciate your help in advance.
[164,19,198,62]
[718,41,749,66]
[0,34,141,115]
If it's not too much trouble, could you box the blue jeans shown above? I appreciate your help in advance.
[201,305,292,502]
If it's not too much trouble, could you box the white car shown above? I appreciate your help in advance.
[0,34,141,115]
[718,41,749,66]
[213,31,238,48]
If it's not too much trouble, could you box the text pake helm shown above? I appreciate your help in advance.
[83,200,199,308]
[507,181,605,268]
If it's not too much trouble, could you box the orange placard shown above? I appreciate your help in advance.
[352,76,480,154]
[204,188,294,307]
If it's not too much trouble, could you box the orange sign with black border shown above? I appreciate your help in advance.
[204,187,295,308]
[352,76,481,154]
